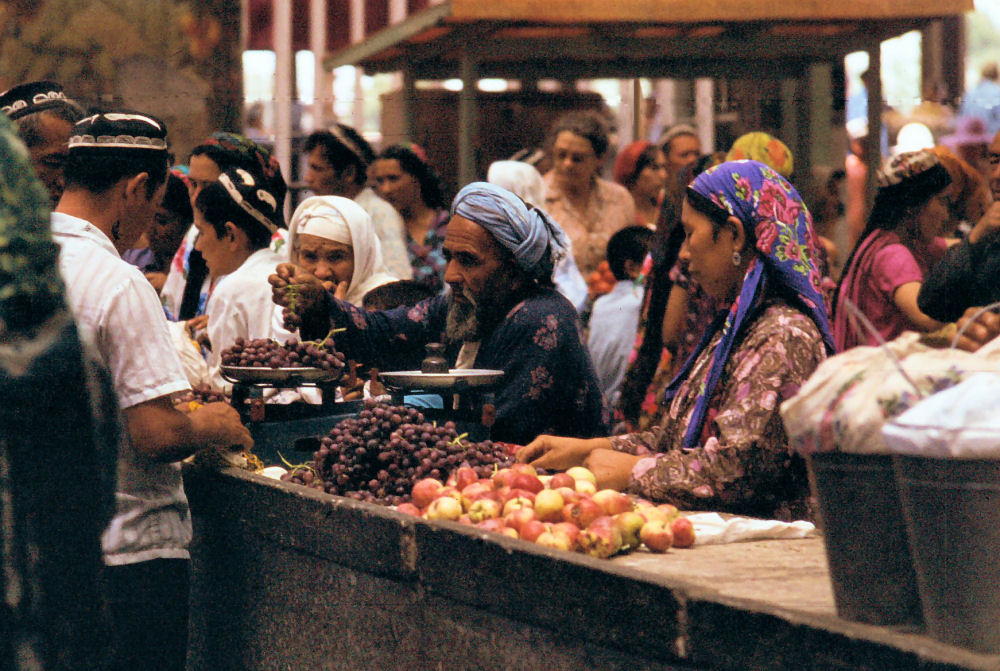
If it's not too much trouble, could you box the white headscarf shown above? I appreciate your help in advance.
[487,160,546,209]
[288,196,397,306]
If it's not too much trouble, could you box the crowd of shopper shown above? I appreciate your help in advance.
[4,63,1000,669]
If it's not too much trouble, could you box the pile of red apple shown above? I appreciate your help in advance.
[395,463,695,558]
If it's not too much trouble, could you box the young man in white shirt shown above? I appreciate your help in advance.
[51,112,252,671]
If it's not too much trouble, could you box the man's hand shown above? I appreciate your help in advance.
[269,263,329,333]
[189,402,253,451]
[967,202,1000,245]
[125,397,251,463]
[583,449,641,491]
[517,435,611,471]
[954,306,1000,352]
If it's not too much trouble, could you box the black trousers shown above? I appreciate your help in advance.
[101,558,190,671]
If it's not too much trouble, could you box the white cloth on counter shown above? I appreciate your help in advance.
[685,513,815,546]
[882,372,1000,459]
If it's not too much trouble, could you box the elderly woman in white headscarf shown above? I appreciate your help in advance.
[270,182,607,444]
[287,195,397,306]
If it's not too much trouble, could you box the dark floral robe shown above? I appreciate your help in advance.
[326,287,607,444]
[610,300,826,520]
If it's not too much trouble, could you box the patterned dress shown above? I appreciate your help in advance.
[406,209,449,294]
[322,287,607,444]
[611,300,826,520]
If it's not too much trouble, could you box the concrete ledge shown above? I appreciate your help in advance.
[185,468,1000,671]
[185,467,417,580]
[416,520,684,662]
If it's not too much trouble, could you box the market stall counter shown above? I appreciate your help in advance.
[184,467,999,671]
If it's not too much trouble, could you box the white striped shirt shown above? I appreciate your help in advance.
[52,212,192,565]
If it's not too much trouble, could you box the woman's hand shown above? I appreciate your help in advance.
[333,280,349,301]
[584,449,641,491]
[186,314,209,335]
[518,435,611,471]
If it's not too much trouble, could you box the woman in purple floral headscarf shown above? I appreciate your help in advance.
[520,160,833,520]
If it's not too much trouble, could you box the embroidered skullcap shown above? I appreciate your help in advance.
[216,168,278,234]
[192,132,287,226]
[68,112,168,153]
[0,80,81,121]
[877,149,945,188]
[726,132,794,179]
[659,123,698,148]
[451,182,568,282]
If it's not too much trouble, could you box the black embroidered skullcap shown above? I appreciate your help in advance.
[68,112,169,154]
[0,80,80,121]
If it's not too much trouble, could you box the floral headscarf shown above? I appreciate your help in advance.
[667,160,834,447]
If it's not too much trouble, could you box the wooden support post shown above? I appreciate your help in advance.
[865,45,883,210]
[274,0,293,218]
[400,68,415,142]
[458,49,479,186]
[310,0,328,131]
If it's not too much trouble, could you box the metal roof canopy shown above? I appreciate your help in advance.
[323,0,973,185]
[326,0,971,77]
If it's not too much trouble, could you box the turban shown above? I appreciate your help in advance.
[451,182,568,282]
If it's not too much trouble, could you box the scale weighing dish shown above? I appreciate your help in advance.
[378,369,504,390]
[221,365,341,385]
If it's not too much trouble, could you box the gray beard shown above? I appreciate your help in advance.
[444,287,480,343]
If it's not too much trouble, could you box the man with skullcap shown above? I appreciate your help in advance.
[0,80,84,205]
[51,111,251,671]
[272,182,606,444]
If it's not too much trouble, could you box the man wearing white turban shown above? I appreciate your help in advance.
[271,182,606,444]
[287,195,397,306]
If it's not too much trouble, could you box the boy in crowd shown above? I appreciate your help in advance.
[588,226,653,416]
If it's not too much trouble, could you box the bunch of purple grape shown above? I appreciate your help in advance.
[221,336,345,371]
[304,400,512,505]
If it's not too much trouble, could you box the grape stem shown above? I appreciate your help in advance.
[278,451,319,476]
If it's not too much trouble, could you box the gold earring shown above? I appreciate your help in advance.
[732,250,742,266]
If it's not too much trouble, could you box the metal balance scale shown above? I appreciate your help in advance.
[221,364,362,465]
[221,344,505,463]
[378,343,505,442]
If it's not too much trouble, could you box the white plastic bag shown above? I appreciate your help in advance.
[166,320,210,388]
[882,373,1000,459]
